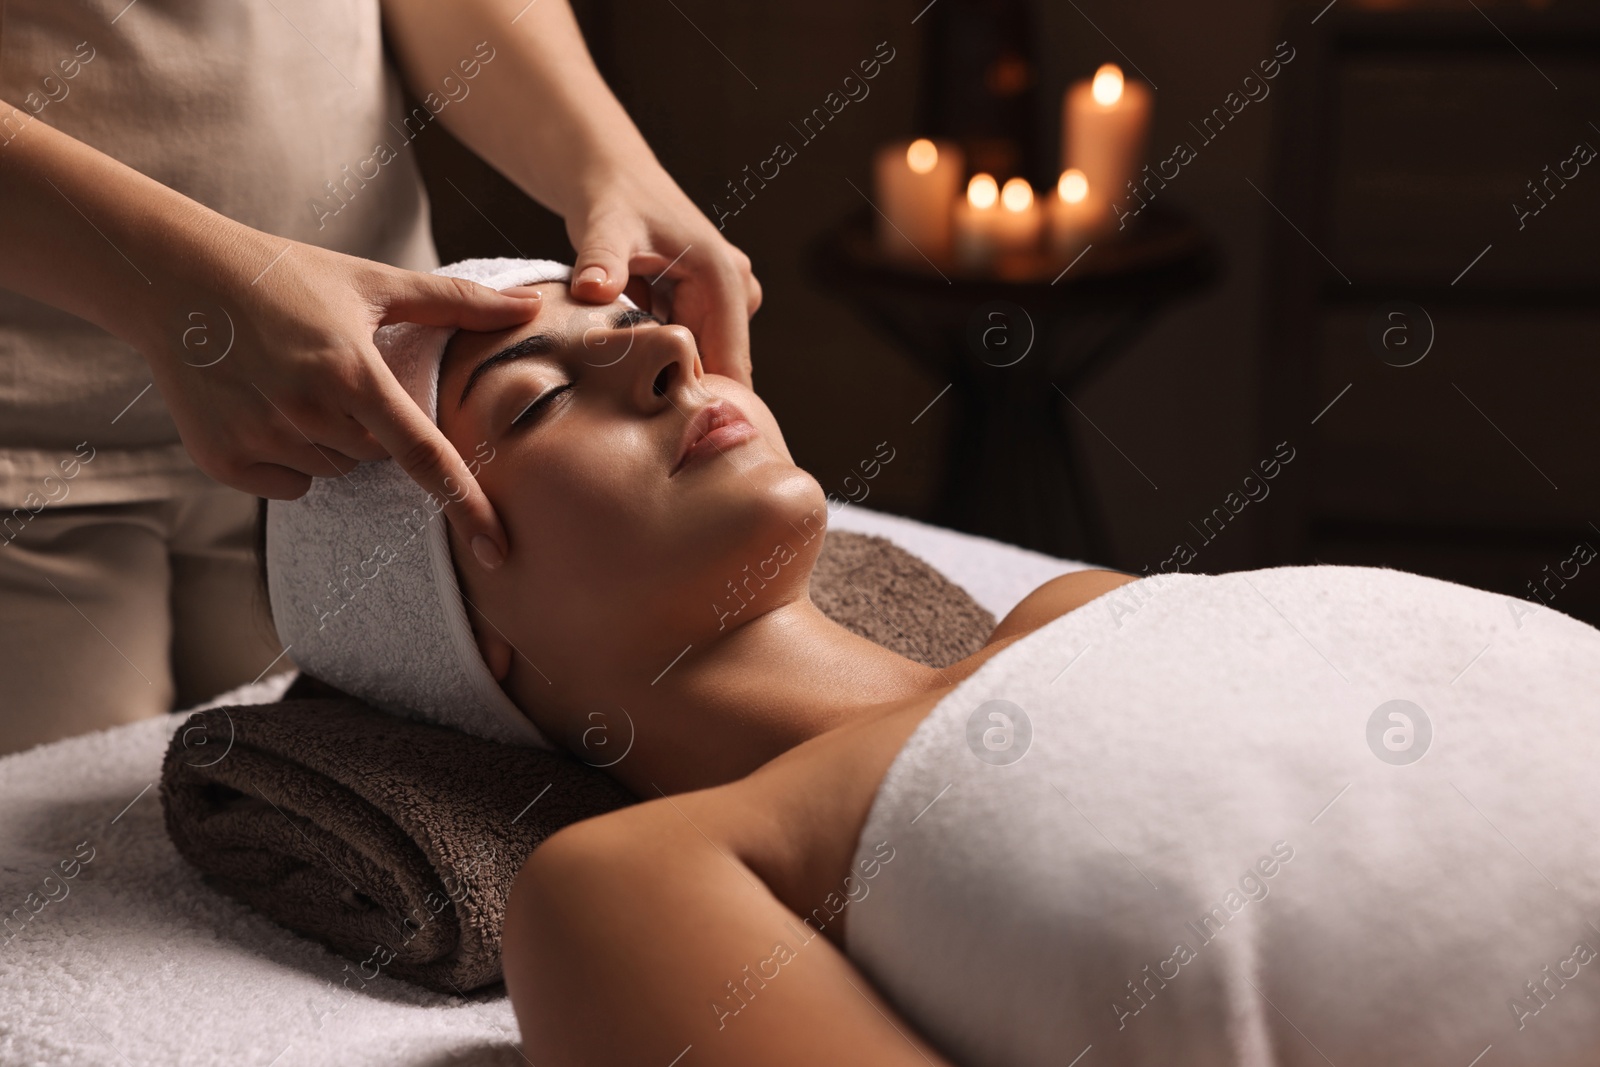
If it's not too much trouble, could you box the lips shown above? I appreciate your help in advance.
[672,399,758,475]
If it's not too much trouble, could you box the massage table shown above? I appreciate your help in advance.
[0,506,1090,1066]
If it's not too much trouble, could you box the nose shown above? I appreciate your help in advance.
[621,323,702,413]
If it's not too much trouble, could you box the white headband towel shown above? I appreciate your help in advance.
[265,257,621,749]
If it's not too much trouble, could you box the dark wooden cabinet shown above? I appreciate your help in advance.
[1259,1,1600,625]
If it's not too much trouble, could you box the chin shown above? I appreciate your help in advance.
[769,468,830,549]
[699,457,824,548]
[679,461,827,633]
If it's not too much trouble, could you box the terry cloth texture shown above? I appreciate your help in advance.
[845,564,1600,1067]
[165,530,996,993]
[811,531,999,663]
[266,258,610,752]
[161,696,632,994]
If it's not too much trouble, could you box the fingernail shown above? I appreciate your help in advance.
[472,534,505,570]
[576,266,608,288]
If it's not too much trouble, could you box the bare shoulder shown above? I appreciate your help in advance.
[502,767,956,1064]
[984,568,1141,646]
[633,568,1145,931]
[509,568,1146,954]
[510,702,931,953]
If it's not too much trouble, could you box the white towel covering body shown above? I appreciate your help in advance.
[845,564,1600,1066]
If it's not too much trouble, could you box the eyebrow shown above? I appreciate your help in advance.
[456,306,663,410]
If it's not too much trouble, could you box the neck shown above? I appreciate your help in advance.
[604,596,944,796]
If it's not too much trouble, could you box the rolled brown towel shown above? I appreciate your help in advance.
[161,530,996,993]
[162,696,627,992]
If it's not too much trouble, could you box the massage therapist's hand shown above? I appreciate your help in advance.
[565,165,761,386]
[0,99,533,567]
[136,222,539,570]
[377,0,758,382]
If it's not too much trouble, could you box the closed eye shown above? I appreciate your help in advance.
[512,383,572,428]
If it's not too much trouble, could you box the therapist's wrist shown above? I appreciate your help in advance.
[114,195,277,363]
[517,117,662,223]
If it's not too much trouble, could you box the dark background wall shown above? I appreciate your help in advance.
[412,0,1600,623]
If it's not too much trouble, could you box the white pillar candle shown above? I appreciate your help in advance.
[954,175,1041,269]
[1049,168,1109,259]
[1062,64,1152,223]
[873,138,964,262]
[992,177,1042,254]
[952,173,1001,269]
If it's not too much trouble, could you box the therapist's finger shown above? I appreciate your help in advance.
[679,263,754,386]
[321,418,389,462]
[270,440,362,479]
[350,355,508,570]
[695,298,751,385]
[375,271,543,332]
[570,218,633,304]
[290,410,389,464]
[233,461,314,501]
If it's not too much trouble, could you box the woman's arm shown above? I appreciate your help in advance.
[0,100,535,563]
[377,0,761,384]
[503,797,953,1066]
[986,569,1141,645]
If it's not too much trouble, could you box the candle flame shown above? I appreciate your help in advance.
[1000,177,1034,213]
[1091,63,1124,106]
[906,138,939,175]
[967,173,999,210]
[1058,169,1089,204]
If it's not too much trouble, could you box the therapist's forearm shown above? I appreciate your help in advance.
[0,100,245,349]
[379,0,660,220]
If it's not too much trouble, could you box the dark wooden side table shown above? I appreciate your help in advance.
[809,204,1215,562]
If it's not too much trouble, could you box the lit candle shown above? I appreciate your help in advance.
[1062,63,1152,224]
[953,174,1042,269]
[1048,167,1108,259]
[992,177,1042,253]
[873,137,964,262]
[952,173,1001,269]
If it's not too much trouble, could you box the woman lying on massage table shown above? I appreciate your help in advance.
[267,262,1600,1067]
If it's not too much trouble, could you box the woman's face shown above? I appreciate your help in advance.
[436,283,825,748]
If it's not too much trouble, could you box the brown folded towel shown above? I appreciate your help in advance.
[161,530,995,992]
